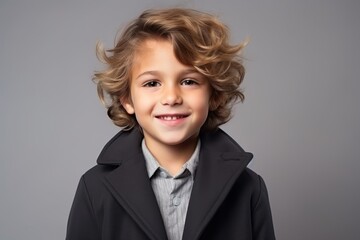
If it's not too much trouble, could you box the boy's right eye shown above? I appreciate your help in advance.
[143,81,160,87]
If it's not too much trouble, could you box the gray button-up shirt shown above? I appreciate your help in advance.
[142,140,200,240]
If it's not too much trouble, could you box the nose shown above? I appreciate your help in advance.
[160,84,182,106]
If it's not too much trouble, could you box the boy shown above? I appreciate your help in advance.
[66,8,275,240]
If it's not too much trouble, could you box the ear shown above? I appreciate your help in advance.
[120,96,135,114]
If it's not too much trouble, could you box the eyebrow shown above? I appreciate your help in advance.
[135,68,201,80]
[135,71,159,80]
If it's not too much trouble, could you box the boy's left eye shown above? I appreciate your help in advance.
[181,79,197,85]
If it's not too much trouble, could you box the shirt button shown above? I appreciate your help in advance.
[160,171,167,178]
[173,197,181,206]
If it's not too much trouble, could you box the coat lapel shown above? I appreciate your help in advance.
[97,128,252,240]
[97,129,168,240]
[182,129,253,240]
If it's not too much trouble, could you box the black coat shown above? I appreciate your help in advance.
[66,128,276,240]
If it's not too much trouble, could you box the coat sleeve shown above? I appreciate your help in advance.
[252,175,276,240]
[66,176,100,240]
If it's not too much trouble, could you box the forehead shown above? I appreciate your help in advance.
[131,38,192,77]
[129,38,210,85]
[133,38,173,60]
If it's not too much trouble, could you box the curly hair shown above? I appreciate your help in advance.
[93,8,247,130]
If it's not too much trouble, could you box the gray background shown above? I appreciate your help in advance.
[1,0,359,239]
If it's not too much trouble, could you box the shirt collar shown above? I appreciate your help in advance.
[141,139,200,179]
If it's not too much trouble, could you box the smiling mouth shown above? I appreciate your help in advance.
[156,115,188,121]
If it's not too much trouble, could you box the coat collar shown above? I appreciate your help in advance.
[97,128,168,240]
[97,128,253,240]
[182,129,253,240]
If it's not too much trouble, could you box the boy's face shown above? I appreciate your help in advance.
[123,38,211,151]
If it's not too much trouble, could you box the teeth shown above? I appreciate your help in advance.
[160,115,184,120]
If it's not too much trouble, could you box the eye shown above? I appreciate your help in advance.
[181,79,198,86]
[143,81,160,87]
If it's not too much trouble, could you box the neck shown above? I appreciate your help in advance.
[145,137,198,176]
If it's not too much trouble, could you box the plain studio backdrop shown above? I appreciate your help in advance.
[1,0,359,239]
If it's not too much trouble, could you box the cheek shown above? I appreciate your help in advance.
[191,93,211,114]
[132,94,154,114]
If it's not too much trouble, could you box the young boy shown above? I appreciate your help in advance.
[66,8,275,240]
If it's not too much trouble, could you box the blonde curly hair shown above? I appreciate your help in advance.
[94,8,247,130]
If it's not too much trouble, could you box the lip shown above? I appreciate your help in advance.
[155,113,189,126]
